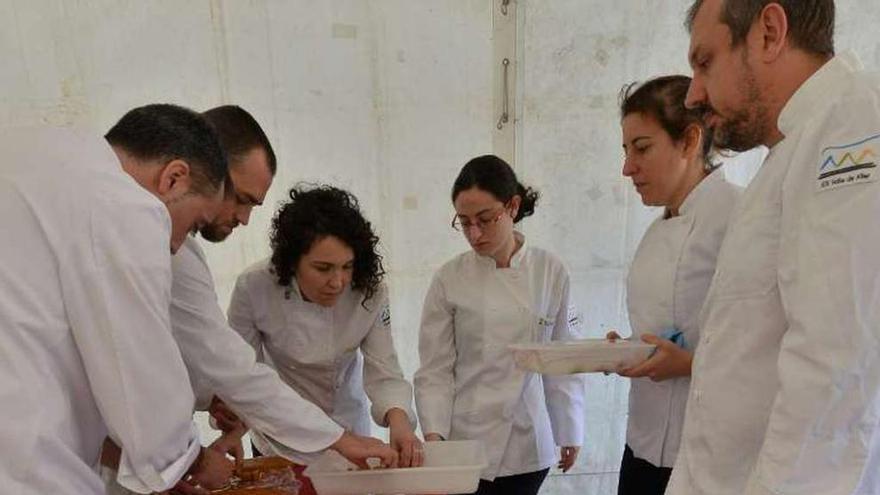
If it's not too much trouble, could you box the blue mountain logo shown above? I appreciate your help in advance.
[819,134,879,180]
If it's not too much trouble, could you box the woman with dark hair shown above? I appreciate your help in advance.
[608,75,741,494]
[414,155,585,495]
[228,184,422,468]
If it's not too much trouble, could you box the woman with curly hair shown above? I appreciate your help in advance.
[414,155,586,495]
[228,184,422,468]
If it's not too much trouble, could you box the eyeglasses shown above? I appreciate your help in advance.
[451,205,508,233]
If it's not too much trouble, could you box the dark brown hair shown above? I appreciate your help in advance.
[105,103,227,196]
[620,75,715,168]
[686,0,835,58]
[202,105,277,175]
[451,155,539,223]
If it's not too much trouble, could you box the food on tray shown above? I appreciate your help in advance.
[210,456,302,494]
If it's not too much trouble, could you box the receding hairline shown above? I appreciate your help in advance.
[685,0,708,32]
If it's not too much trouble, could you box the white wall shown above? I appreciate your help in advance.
[2,1,879,494]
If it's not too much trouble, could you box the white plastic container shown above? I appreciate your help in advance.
[305,440,487,495]
[509,338,656,374]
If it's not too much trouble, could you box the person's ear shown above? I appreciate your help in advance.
[508,194,522,219]
[753,3,789,62]
[156,159,192,202]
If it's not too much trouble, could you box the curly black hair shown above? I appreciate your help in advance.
[270,184,385,306]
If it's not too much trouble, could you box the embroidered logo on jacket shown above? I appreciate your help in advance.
[817,133,879,191]
[380,305,391,327]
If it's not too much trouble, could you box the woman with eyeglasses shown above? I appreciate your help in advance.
[609,76,741,495]
[414,155,586,495]
[227,184,422,469]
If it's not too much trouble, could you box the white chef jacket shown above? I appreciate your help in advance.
[626,170,741,468]
[172,237,345,448]
[414,232,586,480]
[0,128,200,494]
[228,259,415,462]
[667,52,880,495]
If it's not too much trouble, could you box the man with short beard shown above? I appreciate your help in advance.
[103,105,399,495]
[667,1,880,494]
[175,106,397,469]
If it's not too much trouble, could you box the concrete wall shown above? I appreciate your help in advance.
[2,1,879,493]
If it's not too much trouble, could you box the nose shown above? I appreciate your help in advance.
[236,205,253,226]
[622,155,638,177]
[464,223,484,240]
[685,76,706,110]
[328,270,344,290]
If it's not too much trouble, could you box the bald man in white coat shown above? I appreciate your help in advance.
[0,104,232,495]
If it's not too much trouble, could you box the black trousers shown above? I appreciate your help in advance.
[617,444,672,495]
[470,468,550,495]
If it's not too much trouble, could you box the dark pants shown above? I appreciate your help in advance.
[617,444,672,495]
[470,468,550,495]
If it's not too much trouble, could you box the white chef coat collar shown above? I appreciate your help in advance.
[778,51,862,137]
[676,168,723,217]
[509,230,528,268]
[282,277,305,302]
[475,230,528,269]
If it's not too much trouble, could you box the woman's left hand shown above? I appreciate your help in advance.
[618,334,693,381]
[386,408,424,468]
[558,446,580,473]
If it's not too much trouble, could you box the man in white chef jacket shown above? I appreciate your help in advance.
[102,106,399,494]
[172,105,398,465]
[667,1,880,494]
[0,104,233,495]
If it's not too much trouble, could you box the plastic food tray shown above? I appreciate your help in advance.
[305,440,487,495]
[509,338,656,374]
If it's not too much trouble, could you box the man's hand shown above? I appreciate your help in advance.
[208,396,244,433]
[172,447,234,494]
[558,446,580,473]
[618,334,693,381]
[330,432,399,469]
[386,408,424,467]
[208,426,246,465]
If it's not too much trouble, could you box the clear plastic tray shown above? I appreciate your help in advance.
[509,338,656,374]
[305,440,487,495]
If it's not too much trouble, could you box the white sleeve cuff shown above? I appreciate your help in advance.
[116,421,201,493]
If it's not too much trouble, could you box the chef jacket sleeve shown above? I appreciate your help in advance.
[413,273,457,440]
[227,272,266,359]
[359,287,417,428]
[63,198,200,493]
[543,273,586,447]
[171,245,344,454]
